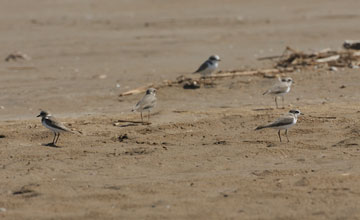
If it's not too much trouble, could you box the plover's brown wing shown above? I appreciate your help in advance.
[132,100,141,112]
[193,60,210,73]
[266,115,294,128]
[268,84,289,95]
[140,94,157,110]
[45,116,72,132]
[132,94,157,112]
[132,95,146,112]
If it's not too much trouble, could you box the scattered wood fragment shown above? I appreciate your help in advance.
[276,46,360,68]
[119,83,154,96]
[310,116,337,120]
[316,55,340,63]
[5,51,30,62]
[119,67,292,97]
[257,55,283,61]
[214,68,292,78]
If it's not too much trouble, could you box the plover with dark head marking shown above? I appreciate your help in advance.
[255,109,303,142]
[37,110,72,146]
[263,77,293,109]
[132,88,157,123]
[193,55,221,77]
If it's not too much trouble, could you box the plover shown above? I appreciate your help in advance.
[132,88,157,123]
[193,55,221,77]
[263,77,293,109]
[37,110,72,146]
[255,109,303,142]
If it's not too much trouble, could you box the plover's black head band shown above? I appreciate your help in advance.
[289,109,301,115]
[209,55,221,61]
[146,88,156,95]
[281,77,293,83]
[37,110,50,117]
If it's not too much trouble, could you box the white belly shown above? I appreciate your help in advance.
[42,120,65,133]
[200,64,217,76]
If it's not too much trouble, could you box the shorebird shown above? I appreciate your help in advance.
[37,110,72,146]
[193,55,221,77]
[255,109,303,142]
[263,77,293,108]
[132,88,157,123]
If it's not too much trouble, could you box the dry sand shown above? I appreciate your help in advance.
[1,0,360,219]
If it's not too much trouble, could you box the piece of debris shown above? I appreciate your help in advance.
[98,74,107,79]
[316,55,340,63]
[340,85,346,89]
[329,66,338,71]
[119,83,155,97]
[275,46,360,69]
[343,40,360,50]
[12,187,39,198]
[5,51,30,62]
[118,134,128,142]
[214,140,227,145]
[183,80,200,89]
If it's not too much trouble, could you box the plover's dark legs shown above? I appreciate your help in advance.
[147,111,150,121]
[275,96,279,109]
[285,129,289,142]
[281,96,285,108]
[55,133,60,144]
[52,132,57,144]
[278,130,282,142]
[140,112,143,122]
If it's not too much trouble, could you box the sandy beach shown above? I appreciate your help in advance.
[1,0,360,219]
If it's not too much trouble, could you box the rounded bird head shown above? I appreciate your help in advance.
[146,88,156,95]
[280,77,293,86]
[37,110,50,118]
[289,109,302,117]
[209,55,221,62]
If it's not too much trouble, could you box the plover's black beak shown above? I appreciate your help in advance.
[36,114,41,117]
[300,113,304,115]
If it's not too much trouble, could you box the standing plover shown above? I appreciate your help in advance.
[132,88,157,123]
[37,110,72,146]
[255,109,303,142]
[263,77,293,109]
[193,55,221,77]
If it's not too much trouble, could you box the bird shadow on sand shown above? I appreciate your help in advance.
[41,143,62,148]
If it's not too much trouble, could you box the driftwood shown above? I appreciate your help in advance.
[119,67,293,97]
[316,55,340,63]
[119,83,154,96]
[5,51,30,62]
[276,46,360,68]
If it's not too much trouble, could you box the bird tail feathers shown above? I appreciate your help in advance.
[255,125,267,130]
